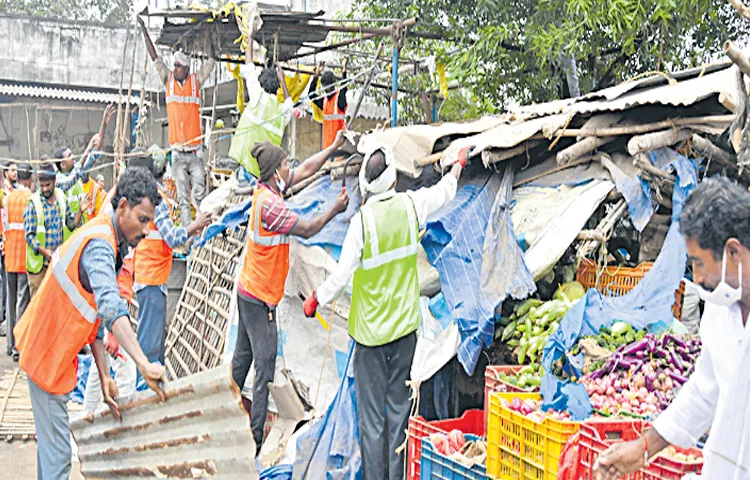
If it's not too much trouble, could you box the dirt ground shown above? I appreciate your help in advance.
[0,352,84,479]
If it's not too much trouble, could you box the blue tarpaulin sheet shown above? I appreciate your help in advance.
[292,341,360,480]
[540,148,699,420]
[422,169,535,376]
[260,464,293,480]
[200,176,361,252]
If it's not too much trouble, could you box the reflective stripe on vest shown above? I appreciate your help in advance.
[348,193,421,346]
[249,189,290,247]
[323,113,346,120]
[241,94,285,138]
[145,230,163,240]
[27,190,66,274]
[167,72,202,147]
[7,223,23,230]
[5,189,32,273]
[50,224,113,323]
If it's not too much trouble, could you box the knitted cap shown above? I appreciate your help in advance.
[252,141,286,182]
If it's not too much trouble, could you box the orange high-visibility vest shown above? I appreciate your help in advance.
[14,213,117,394]
[2,189,32,273]
[166,72,202,148]
[134,190,173,286]
[322,91,346,150]
[238,187,291,305]
[118,251,135,303]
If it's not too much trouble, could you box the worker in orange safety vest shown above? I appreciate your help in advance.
[310,62,349,150]
[138,15,215,229]
[2,162,32,361]
[14,167,168,480]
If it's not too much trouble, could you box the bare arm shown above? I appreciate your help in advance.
[96,104,115,150]
[594,429,669,480]
[137,16,159,62]
[291,131,344,186]
[277,65,291,101]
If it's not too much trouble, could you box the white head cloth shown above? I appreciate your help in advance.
[359,143,397,197]
[173,51,190,67]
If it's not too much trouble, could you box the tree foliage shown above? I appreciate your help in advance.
[0,0,131,24]
[351,0,750,121]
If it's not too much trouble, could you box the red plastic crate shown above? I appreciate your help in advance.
[484,365,538,430]
[421,434,488,480]
[577,420,703,480]
[407,410,485,480]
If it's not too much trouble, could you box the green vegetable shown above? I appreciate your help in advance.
[532,326,542,336]
[525,317,533,335]
[518,343,528,364]
[501,321,518,341]
[553,281,586,302]
[515,298,542,317]
[611,321,632,337]
[507,339,520,347]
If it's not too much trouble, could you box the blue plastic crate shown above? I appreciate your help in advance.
[421,434,488,480]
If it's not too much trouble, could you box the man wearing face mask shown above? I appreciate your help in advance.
[594,176,750,480]
[232,135,348,451]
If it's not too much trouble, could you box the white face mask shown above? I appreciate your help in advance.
[275,170,286,193]
[694,249,743,307]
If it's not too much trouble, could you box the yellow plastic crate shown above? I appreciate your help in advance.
[487,392,580,480]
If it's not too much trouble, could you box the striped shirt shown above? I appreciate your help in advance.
[258,179,298,235]
[23,191,78,266]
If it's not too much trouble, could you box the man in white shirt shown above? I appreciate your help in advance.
[595,176,750,480]
[302,144,466,480]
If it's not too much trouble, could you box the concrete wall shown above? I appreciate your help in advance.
[0,14,162,91]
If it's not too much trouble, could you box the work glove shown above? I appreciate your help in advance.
[456,146,472,168]
[303,291,319,318]
[439,146,473,170]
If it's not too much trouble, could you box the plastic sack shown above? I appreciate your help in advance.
[557,432,583,480]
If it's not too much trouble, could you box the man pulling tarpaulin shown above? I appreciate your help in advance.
[302,143,465,480]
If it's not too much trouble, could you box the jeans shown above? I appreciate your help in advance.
[6,272,30,355]
[173,149,206,228]
[28,377,71,480]
[231,294,277,448]
[354,332,417,480]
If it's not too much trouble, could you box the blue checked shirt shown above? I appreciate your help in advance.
[23,191,78,267]
[134,195,188,294]
[77,210,131,339]
[56,151,98,192]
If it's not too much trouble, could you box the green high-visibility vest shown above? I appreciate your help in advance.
[26,189,67,274]
[228,93,287,178]
[349,193,421,347]
[64,179,85,241]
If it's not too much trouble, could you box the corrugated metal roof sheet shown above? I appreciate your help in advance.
[70,366,258,479]
[0,83,140,104]
[512,64,736,120]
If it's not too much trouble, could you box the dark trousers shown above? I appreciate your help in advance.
[6,272,30,355]
[231,293,277,449]
[354,332,417,480]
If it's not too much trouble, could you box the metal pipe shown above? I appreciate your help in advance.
[391,45,399,128]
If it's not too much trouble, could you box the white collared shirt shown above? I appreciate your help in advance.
[316,174,458,306]
[653,300,750,478]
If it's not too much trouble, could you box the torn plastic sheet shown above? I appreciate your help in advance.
[292,341,360,480]
[540,148,698,420]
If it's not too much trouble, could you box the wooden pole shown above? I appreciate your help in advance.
[556,136,615,165]
[719,92,736,113]
[723,40,750,77]
[286,33,378,60]
[348,41,385,129]
[482,140,543,166]
[121,33,139,161]
[136,55,149,147]
[113,26,133,183]
[391,42,400,127]
[578,199,627,258]
[627,128,691,156]
[206,68,219,191]
[513,154,599,187]
[551,115,733,138]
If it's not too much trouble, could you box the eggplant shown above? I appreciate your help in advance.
[621,339,649,356]
[669,371,689,384]
[668,349,685,372]
[645,372,656,392]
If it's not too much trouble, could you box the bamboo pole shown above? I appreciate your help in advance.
[348,41,385,129]
[627,128,692,156]
[719,92,736,112]
[413,151,444,168]
[691,134,749,180]
[482,140,543,166]
[556,136,615,165]
[136,54,149,147]
[578,199,627,258]
[113,26,133,183]
[551,115,733,138]
[121,33,139,162]
[723,40,750,77]
[513,154,599,188]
